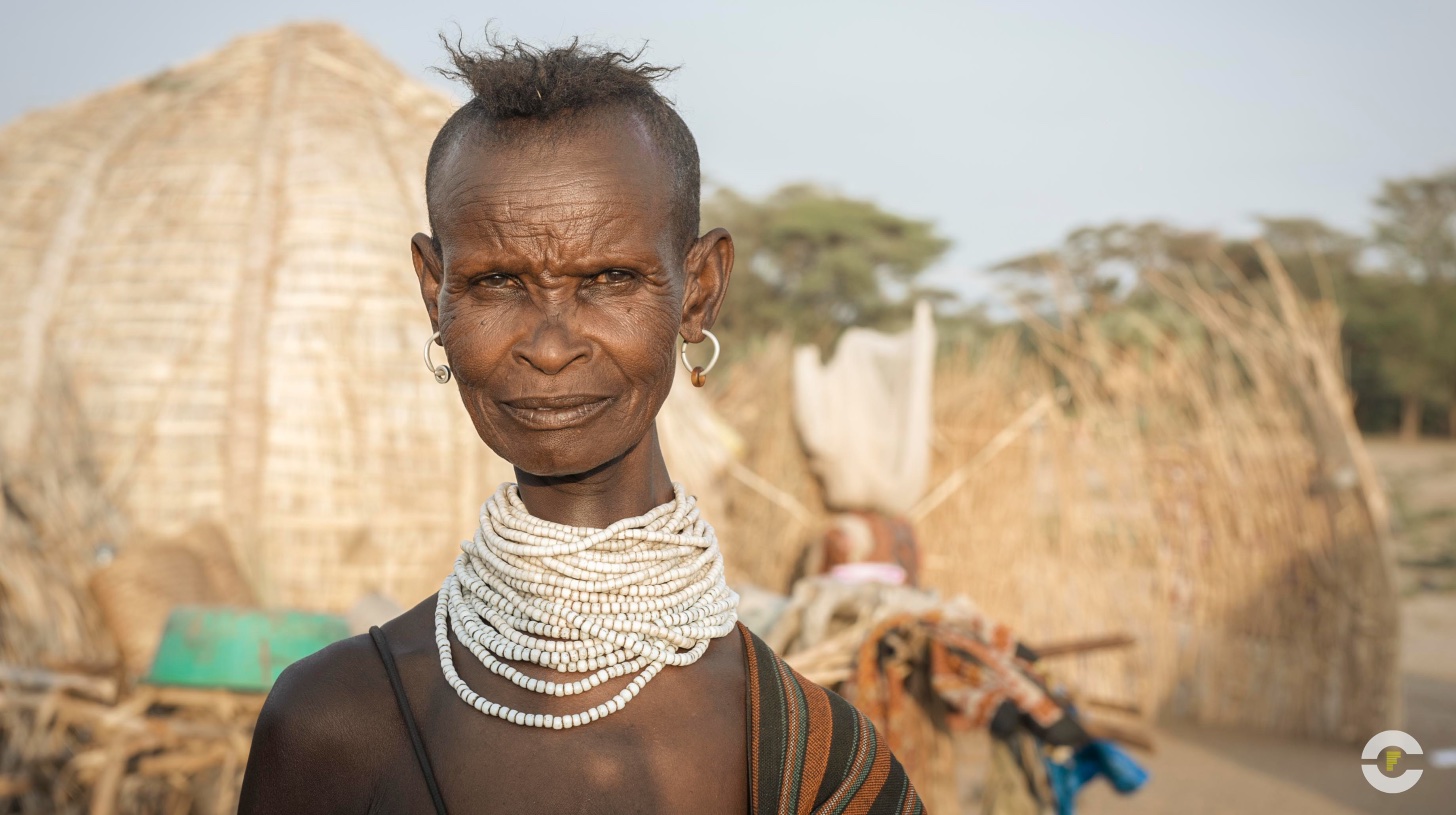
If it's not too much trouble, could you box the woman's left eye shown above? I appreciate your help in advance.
[594,269,636,284]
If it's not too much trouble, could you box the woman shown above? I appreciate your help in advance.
[239,37,922,814]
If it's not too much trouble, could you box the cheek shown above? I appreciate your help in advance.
[614,304,681,380]
[437,299,522,383]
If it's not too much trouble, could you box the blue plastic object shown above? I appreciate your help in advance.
[1045,739,1149,815]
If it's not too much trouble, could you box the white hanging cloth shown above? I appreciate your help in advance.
[792,301,936,515]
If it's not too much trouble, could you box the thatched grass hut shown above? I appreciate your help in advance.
[0,22,732,622]
[0,23,500,614]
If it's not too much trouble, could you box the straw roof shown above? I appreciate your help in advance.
[0,23,734,612]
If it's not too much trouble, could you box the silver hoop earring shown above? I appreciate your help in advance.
[680,329,720,388]
[423,330,451,384]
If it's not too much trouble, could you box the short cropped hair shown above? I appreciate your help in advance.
[426,35,701,252]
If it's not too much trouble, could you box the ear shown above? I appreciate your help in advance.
[679,227,734,342]
[412,232,444,334]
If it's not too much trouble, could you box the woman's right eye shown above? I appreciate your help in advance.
[476,273,514,288]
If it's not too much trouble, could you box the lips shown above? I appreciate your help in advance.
[500,394,613,430]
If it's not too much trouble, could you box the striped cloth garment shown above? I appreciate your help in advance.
[739,624,925,814]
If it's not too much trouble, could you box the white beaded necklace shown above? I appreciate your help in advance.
[435,482,739,729]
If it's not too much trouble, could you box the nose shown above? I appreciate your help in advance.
[513,309,590,376]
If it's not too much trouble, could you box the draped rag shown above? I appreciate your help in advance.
[740,624,925,814]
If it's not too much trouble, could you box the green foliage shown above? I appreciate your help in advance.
[1374,170,1456,283]
[992,220,1222,315]
[1357,171,1456,436]
[1345,273,1449,398]
[703,183,950,352]
[1224,217,1364,302]
[988,173,1456,437]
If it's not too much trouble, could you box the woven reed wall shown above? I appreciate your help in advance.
[717,255,1401,742]
[0,24,734,614]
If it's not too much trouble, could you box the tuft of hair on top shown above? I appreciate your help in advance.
[426,31,702,250]
[436,33,675,121]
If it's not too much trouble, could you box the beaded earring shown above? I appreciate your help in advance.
[680,329,720,387]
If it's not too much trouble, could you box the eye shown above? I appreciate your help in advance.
[474,273,516,288]
[593,269,637,285]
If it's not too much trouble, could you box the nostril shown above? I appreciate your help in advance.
[515,323,590,375]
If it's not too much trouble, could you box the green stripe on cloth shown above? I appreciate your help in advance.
[739,625,925,814]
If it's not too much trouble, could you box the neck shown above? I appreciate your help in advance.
[514,425,675,528]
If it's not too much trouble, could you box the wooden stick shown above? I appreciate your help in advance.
[136,746,229,777]
[1079,696,1144,717]
[726,460,815,526]
[1028,633,1136,659]
[0,774,33,797]
[86,741,132,815]
[0,662,118,703]
[910,394,1054,522]
[147,685,267,715]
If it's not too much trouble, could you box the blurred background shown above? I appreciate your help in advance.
[0,2,1453,813]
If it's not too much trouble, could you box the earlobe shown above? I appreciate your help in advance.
[680,228,734,341]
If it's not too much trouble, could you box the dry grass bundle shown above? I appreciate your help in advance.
[0,364,120,672]
[717,246,1398,743]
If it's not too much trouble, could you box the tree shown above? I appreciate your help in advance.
[1224,217,1364,302]
[1375,171,1456,283]
[991,221,1220,318]
[1343,273,1451,438]
[1369,170,1456,437]
[702,183,951,351]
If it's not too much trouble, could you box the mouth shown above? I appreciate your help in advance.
[499,395,613,430]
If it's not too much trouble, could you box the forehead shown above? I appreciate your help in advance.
[429,111,676,263]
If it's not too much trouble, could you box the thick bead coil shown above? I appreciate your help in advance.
[435,483,739,728]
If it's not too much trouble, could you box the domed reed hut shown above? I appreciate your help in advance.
[0,23,733,629]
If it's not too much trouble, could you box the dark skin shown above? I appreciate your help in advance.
[238,108,745,814]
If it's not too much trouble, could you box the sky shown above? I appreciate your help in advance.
[3,1,1454,304]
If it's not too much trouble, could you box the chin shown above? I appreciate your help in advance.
[483,424,645,480]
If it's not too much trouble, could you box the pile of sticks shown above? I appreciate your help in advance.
[0,664,260,815]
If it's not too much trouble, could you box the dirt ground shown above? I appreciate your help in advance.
[1074,440,1456,815]
[1375,439,1456,595]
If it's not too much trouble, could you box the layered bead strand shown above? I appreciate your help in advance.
[435,482,739,729]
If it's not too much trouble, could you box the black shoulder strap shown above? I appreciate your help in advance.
[369,625,449,815]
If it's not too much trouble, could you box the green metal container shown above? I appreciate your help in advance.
[146,606,350,692]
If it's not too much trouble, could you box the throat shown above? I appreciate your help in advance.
[514,424,674,527]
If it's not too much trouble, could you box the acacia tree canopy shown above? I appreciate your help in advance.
[986,170,1456,438]
[703,183,950,352]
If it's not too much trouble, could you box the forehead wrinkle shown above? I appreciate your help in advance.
[446,214,659,276]
[460,192,650,251]
[451,177,632,229]
[432,120,679,270]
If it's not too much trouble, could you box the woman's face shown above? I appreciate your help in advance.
[412,111,730,478]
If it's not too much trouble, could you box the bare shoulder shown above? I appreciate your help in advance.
[238,632,395,814]
[260,630,395,738]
